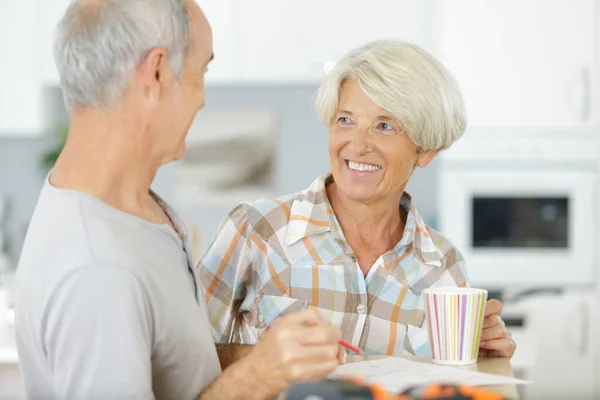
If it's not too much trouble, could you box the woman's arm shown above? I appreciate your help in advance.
[197,204,254,363]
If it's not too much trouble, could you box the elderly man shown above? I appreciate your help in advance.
[14,1,342,399]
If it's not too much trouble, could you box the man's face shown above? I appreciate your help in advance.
[149,1,213,162]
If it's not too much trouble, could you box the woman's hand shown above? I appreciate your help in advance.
[479,299,516,358]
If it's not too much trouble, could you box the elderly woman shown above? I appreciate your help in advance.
[198,40,516,364]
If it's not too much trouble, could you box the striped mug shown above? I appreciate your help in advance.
[423,287,488,365]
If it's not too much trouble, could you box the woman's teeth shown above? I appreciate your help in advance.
[348,161,382,172]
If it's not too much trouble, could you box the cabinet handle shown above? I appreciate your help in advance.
[581,66,592,122]
[564,298,590,357]
[578,300,590,356]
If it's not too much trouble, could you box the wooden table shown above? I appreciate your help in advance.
[346,355,519,399]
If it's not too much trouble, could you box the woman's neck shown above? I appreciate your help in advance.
[326,182,407,252]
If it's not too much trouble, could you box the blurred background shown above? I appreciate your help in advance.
[1,0,599,398]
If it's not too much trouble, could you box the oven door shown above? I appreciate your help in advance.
[439,170,598,288]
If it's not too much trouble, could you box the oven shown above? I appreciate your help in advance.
[438,128,600,289]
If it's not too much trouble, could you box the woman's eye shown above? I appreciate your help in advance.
[337,117,353,126]
[377,122,395,133]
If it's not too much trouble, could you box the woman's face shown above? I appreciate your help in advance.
[328,78,436,204]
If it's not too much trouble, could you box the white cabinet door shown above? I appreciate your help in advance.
[436,0,596,127]
[237,0,432,83]
[524,293,595,399]
[0,0,43,135]
[196,0,239,83]
[39,0,71,86]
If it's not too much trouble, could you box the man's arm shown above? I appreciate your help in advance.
[197,309,343,400]
[43,265,154,399]
[216,344,253,370]
[197,355,266,400]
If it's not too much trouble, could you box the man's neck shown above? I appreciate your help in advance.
[51,110,167,223]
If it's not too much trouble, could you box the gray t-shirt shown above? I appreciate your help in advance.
[14,179,221,400]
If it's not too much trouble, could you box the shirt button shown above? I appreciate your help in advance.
[356,304,366,314]
[256,313,266,329]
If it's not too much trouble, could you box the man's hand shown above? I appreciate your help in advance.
[479,299,516,358]
[235,308,342,399]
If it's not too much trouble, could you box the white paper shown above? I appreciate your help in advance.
[329,358,531,394]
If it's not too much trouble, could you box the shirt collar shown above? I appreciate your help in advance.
[283,173,445,267]
[395,193,445,267]
[283,174,332,246]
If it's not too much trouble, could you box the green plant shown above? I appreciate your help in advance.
[41,126,69,171]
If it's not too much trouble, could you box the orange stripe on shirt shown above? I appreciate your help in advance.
[301,237,323,307]
[205,220,249,300]
[386,284,409,355]
[301,237,323,263]
[415,227,431,237]
[311,264,320,306]
[289,215,329,227]
[384,243,413,271]
[250,234,290,295]
[275,200,291,217]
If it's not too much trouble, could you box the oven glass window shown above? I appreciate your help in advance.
[472,197,568,248]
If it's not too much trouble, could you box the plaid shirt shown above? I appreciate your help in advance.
[198,174,469,356]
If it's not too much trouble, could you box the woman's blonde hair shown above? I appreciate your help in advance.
[314,40,467,152]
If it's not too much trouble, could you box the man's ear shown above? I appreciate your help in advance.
[416,149,437,168]
[138,48,169,105]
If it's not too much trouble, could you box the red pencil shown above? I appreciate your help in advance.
[339,339,363,354]
[303,320,363,354]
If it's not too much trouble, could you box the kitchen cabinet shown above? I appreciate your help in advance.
[435,0,598,127]
[235,0,434,83]
[0,0,44,136]
[522,292,597,399]
[0,365,24,400]
[36,0,600,121]
[501,291,599,398]
[196,0,239,83]
[0,325,22,399]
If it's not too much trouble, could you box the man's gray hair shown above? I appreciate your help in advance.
[54,0,190,110]
[315,40,467,152]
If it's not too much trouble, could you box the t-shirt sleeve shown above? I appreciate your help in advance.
[43,264,154,400]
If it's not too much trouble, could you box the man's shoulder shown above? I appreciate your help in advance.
[18,185,94,275]
[18,185,159,289]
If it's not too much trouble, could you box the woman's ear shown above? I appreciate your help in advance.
[416,149,437,168]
